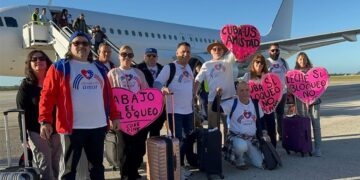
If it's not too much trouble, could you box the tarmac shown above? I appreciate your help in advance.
[0,82,359,180]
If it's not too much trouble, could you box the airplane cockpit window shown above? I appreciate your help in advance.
[138,32,142,37]
[125,30,129,36]
[0,17,3,26]
[4,17,18,27]
[117,29,122,35]
[110,28,114,34]
[174,35,177,40]
[131,30,136,36]
[145,32,149,38]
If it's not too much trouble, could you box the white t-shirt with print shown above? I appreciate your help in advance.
[107,68,142,92]
[147,65,158,80]
[267,57,288,94]
[195,52,236,102]
[155,61,193,114]
[70,60,106,129]
[221,98,264,136]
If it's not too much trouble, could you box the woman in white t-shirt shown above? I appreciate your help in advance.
[107,45,149,180]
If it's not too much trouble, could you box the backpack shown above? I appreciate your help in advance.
[166,63,175,87]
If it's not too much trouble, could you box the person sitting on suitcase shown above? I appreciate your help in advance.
[214,80,270,170]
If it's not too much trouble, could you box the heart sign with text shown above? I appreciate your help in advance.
[112,88,164,136]
[220,24,260,62]
[248,73,283,114]
[285,67,329,105]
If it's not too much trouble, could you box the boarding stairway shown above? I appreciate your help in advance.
[22,21,128,66]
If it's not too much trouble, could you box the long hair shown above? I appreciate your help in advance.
[294,52,313,70]
[25,50,53,85]
[250,54,268,79]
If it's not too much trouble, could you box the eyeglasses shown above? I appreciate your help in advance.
[255,61,264,65]
[120,52,134,58]
[31,56,46,62]
[146,54,157,58]
[72,41,90,47]
[211,47,223,51]
[270,49,279,53]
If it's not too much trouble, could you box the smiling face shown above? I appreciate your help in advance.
[176,44,191,66]
[210,45,225,60]
[237,81,250,102]
[30,52,47,73]
[297,55,308,68]
[98,45,112,63]
[119,47,134,69]
[70,36,90,61]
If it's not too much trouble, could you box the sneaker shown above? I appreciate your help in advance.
[312,149,322,157]
[181,166,193,177]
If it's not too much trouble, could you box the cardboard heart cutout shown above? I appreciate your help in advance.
[248,73,283,114]
[220,24,260,62]
[285,67,329,105]
[112,88,164,136]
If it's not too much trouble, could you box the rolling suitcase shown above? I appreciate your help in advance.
[197,95,224,179]
[146,94,180,180]
[0,109,40,180]
[282,115,312,157]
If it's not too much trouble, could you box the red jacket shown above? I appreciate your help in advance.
[39,59,120,134]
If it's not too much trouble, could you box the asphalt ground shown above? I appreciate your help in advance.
[0,82,359,180]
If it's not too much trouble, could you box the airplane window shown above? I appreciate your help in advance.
[195,37,198,42]
[117,29,122,35]
[125,30,129,36]
[151,33,155,38]
[174,35,177,40]
[182,36,185,41]
[200,38,203,43]
[145,32,149,38]
[110,28,114,34]
[4,17,18,27]
[132,31,136,36]
[101,27,106,33]
[163,34,166,39]
[189,37,193,41]
[157,34,161,39]
[168,35,172,40]
[138,31,142,37]
[204,39,207,43]
[0,17,3,26]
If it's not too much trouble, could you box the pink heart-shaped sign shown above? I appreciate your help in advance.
[112,88,164,136]
[249,73,283,114]
[220,24,261,62]
[286,67,329,105]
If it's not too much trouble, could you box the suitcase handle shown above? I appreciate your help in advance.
[164,94,175,138]
[3,109,29,168]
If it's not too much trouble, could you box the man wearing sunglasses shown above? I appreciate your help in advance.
[39,31,120,180]
[266,43,289,141]
[135,48,166,137]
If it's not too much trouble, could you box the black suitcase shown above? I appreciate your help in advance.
[0,109,40,180]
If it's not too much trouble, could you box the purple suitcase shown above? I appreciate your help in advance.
[282,115,312,157]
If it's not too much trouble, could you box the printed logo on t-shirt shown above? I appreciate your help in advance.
[269,63,286,74]
[120,74,141,90]
[178,70,192,83]
[73,69,103,90]
[149,69,157,77]
[236,110,256,124]
[210,63,226,79]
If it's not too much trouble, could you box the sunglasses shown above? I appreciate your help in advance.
[255,61,264,65]
[31,56,46,62]
[72,41,90,47]
[120,52,134,58]
[146,54,157,58]
[211,47,223,51]
[270,49,279,53]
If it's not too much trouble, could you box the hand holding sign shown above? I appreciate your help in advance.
[285,67,329,105]
[248,73,283,114]
[112,88,164,136]
[220,24,260,62]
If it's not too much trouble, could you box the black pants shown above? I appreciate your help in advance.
[118,129,148,179]
[147,111,166,137]
[275,94,287,138]
[263,113,277,148]
[61,126,107,180]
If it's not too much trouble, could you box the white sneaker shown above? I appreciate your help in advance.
[181,166,193,177]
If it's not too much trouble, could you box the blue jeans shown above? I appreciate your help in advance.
[167,113,193,165]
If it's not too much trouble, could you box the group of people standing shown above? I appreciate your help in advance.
[16,29,322,180]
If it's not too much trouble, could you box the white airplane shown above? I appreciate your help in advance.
[0,0,360,77]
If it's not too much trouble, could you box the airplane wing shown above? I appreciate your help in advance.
[259,28,360,54]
